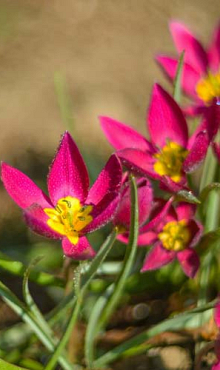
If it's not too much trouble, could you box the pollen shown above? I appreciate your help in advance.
[44,196,93,245]
[153,141,188,183]
[158,219,191,252]
[196,71,220,104]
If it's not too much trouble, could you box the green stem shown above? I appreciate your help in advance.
[97,175,139,331]
[44,229,117,370]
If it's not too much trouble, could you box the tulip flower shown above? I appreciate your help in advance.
[156,21,220,142]
[1,132,122,260]
[100,84,209,192]
[141,201,203,278]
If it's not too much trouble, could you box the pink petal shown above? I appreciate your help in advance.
[203,103,220,142]
[212,361,220,370]
[1,162,51,209]
[177,248,200,278]
[23,205,61,239]
[48,132,89,205]
[214,302,220,328]
[84,193,120,233]
[188,120,207,149]
[117,231,157,246]
[148,84,188,148]
[62,236,95,260]
[183,130,209,173]
[175,202,196,220]
[117,148,159,179]
[141,242,175,272]
[156,56,200,98]
[141,197,174,233]
[187,219,203,247]
[86,154,122,205]
[99,116,153,152]
[208,22,220,71]
[170,21,208,74]
[160,176,187,193]
[114,179,153,228]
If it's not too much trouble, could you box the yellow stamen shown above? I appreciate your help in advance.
[44,196,93,245]
[158,219,191,252]
[196,71,220,104]
[153,141,188,183]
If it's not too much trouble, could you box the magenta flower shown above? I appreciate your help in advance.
[156,21,220,141]
[141,201,203,278]
[113,175,154,245]
[212,302,220,369]
[1,132,122,260]
[100,84,209,192]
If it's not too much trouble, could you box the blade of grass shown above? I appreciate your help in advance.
[173,51,184,103]
[44,229,117,370]
[0,358,28,370]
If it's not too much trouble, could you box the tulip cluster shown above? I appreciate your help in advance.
[1,20,220,368]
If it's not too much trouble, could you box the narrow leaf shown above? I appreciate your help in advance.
[173,51,185,103]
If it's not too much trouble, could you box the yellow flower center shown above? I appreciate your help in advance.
[158,219,191,252]
[196,71,220,104]
[44,196,93,245]
[153,141,188,183]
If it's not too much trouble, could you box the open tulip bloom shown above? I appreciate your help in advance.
[156,21,220,144]
[1,132,122,260]
[141,201,203,278]
[100,84,209,192]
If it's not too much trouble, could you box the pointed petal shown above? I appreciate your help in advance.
[187,219,203,248]
[160,176,187,193]
[203,103,220,142]
[85,193,120,233]
[86,154,122,205]
[1,162,51,209]
[183,130,209,173]
[156,56,200,98]
[148,84,188,148]
[99,116,153,151]
[170,21,208,73]
[117,148,159,179]
[23,205,61,239]
[208,22,220,71]
[48,132,89,205]
[140,197,174,233]
[175,202,196,220]
[117,230,157,246]
[62,236,95,260]
[114,179,153,228]
[177,248,199,278]
[141,243,175,272]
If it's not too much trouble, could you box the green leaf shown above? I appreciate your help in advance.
[199,182,220,203]
[175,190,201,204]
[0,359,28,370]
[44,229,117,370]
[97,175,139,331]
[0,251,64,287]
[173,51,185,103]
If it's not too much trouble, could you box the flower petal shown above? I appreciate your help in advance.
[208,22,220,71]
[170,21,208,73]
[86,154,122,205]
[62,236,95,260]
[156,56,200,98]
[117,230,157,246]
[183,130,209,173]
[48,132,89,205]
[141,242,175,272]
[215,302,220,328]
[23,205,61,239]
[114,178,153,228]
[99,116,153,152]
[117,148,159,179]
[85,193,121,233]
[187,219,203,248]
[140,197,174,233]
[177,248,200,278]
[1,162,51,209]
[148,84,188,148]
[175,202,196,220]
